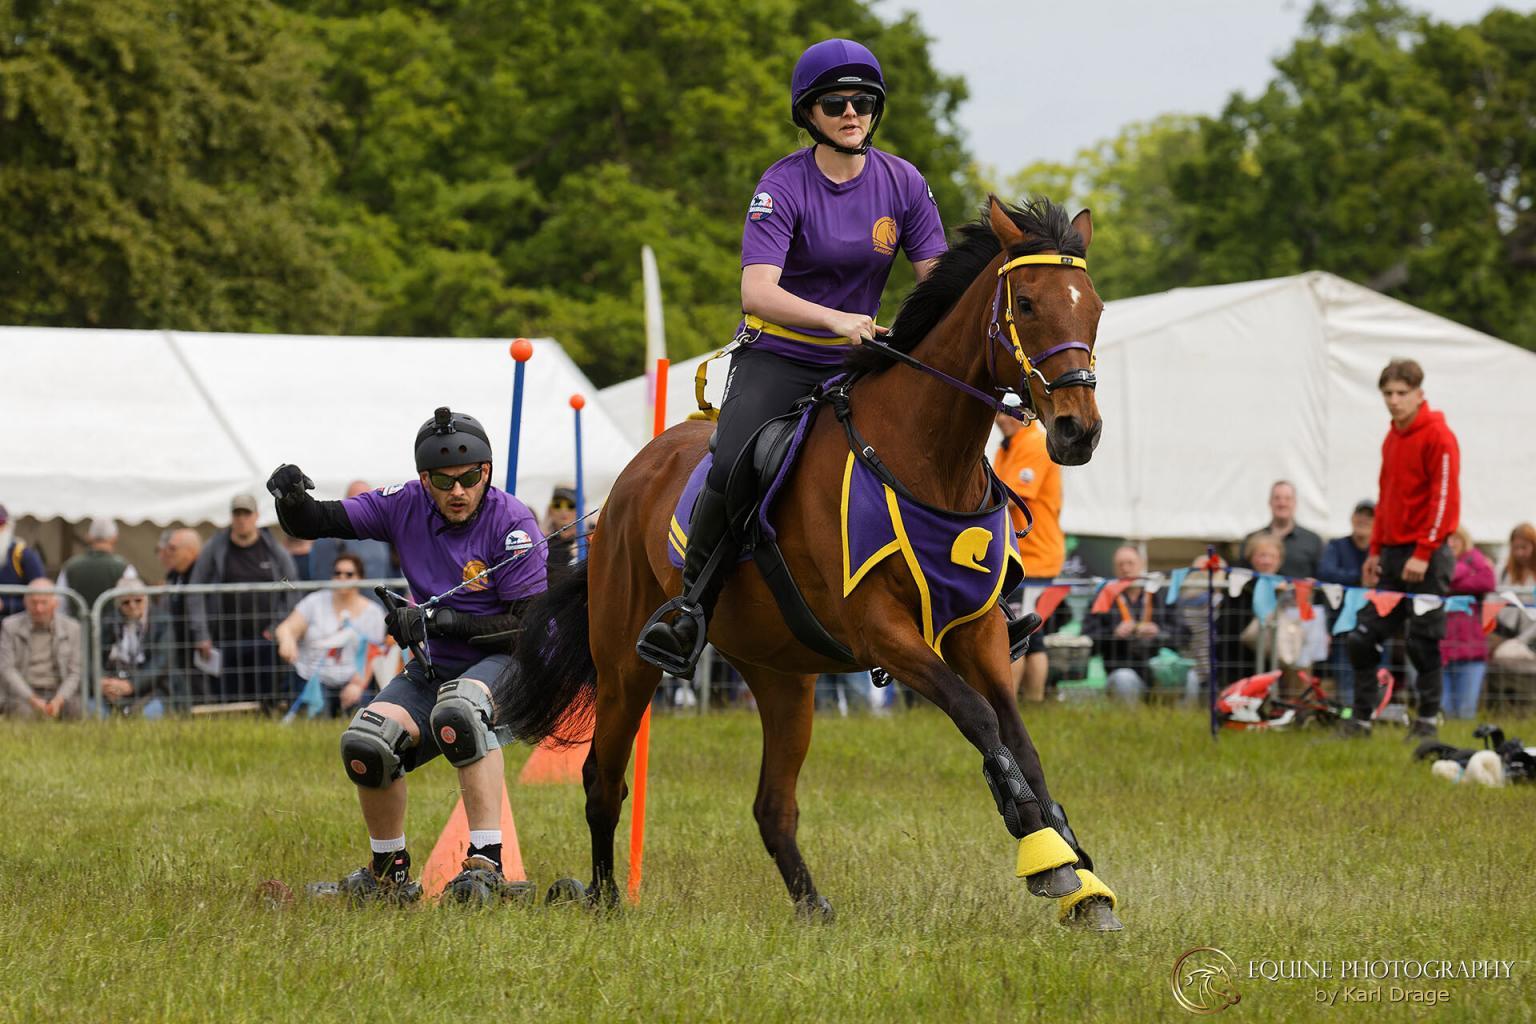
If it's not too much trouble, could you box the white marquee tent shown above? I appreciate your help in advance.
[2,328,638,527]
[1063,272,1536,544]
[598,272,1536,545]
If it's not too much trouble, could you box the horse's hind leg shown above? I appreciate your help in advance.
[735,664,830,920]
[580,656,660,907]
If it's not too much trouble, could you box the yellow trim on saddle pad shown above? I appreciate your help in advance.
[668,516,688,561]
[743,314,852,347]
[1057,868,1116,923]
[1015,827,1076,877]
[840,453,899,598]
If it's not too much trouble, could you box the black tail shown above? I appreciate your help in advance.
[494,559,596,747]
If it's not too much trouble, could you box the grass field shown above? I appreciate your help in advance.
[2,704,1532,1023]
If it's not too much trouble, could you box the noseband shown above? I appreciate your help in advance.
[987,253,1097,421]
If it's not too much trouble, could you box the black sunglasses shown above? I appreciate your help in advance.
[815,93,878,117]
[427,466,485,492]
[549,498,576,511]
[332,569,358,579]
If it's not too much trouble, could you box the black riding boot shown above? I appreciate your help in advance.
[636,483,736,677]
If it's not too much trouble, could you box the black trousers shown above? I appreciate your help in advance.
[705,347,840,492]
[1346,543,1453,720]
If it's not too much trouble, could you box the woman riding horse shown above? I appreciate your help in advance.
[637,37,950,677]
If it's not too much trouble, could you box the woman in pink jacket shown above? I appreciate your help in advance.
[1441,526,1497,719]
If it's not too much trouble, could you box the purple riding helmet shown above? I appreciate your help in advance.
[790,38,886,156]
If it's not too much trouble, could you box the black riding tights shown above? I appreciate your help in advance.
[705,347,841,493]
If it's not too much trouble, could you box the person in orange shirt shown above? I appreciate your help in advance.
[992,414,1064,702]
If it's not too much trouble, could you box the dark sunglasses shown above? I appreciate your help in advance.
[549,498,576,511]
[427,466,485,492]
[815,93,877,117]
[332,569,358,579]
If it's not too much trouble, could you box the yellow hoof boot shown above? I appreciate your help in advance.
[1014,827,1076,878]
[1058,869,1121,930]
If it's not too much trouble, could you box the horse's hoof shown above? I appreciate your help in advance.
[544,877,587,907]
[1025,864,1082,899]
[589,878,622,911]
[1062,895,1123,932]
[794,894,835,923]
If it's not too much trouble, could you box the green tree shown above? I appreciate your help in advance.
[282,0,976,384]
[0,0,368,330]
[1001,116,1204,301]
[1173,1,1535,346]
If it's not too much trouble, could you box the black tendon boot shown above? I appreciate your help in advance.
[637,484,736,678]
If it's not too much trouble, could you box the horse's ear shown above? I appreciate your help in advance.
[1072,208,1093,250]
[987,195,1025,249]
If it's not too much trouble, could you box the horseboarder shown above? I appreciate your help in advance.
[267,407,546,903]
[638,37,950,676]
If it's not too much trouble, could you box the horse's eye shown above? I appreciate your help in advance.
[1016,297,1033,315]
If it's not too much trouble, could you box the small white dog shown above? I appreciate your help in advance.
[1431,750,1507,787]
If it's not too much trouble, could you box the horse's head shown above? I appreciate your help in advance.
[986,196,1103,466]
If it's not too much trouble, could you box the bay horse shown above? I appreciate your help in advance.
[495,197,1121,929]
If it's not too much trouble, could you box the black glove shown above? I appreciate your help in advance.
[385,605,428,648]
[266,464,315,502]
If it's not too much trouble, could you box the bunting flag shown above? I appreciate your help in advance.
[1165,568,1192,606]
[1444,595,1475,614]
[1251,575,1279,622]
[1482,597,1507,634]
[1226,568,1254,598]
[1412,594,1444,617]
[1368,590,1403,617]
[1033,584,1071,622]
[1144,573,1166,596]
[1333,588,1371,635]
[1319,583,1344,610]
[1294,579,1315,621]
[1089,578,1134,615]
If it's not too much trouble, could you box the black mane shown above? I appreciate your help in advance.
[845,197,1085,375]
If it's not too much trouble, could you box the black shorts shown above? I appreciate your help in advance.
[373,653,514,772]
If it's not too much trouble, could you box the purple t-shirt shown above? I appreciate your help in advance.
[740,147,948,366]
[342,480,546,665]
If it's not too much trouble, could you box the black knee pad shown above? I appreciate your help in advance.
[430,679,495,768]
[340,707,410,788]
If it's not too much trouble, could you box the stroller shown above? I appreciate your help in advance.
[1215,667,1395,731]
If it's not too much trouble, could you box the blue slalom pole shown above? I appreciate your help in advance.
[570,394,587,558]
[506,339,533,492]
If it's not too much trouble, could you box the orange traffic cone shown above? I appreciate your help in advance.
[419,784,525,898]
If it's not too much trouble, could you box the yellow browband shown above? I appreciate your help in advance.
[998,254,1089,274]
[997,253,1094,375]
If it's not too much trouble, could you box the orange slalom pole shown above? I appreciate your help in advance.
[627,357,668,904]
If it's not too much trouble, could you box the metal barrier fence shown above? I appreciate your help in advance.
[3,575,1532,722]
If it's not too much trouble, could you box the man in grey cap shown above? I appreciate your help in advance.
[186,493,297,702]
[58,518,129,613]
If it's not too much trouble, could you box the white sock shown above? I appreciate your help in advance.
[370,835,407,854]
[468,829,501,848]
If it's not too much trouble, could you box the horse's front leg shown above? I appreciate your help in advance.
[865,622,1080,901]
[947,615,1123,930]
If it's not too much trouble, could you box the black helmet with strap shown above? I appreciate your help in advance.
[414,407,493,471]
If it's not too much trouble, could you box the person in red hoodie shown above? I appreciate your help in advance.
[1341,359,1460,739]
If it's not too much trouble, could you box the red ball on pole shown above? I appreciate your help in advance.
[569,394,586,410]
[509,338,534,362]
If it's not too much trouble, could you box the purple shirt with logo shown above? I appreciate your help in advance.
[740,147,948,366]
[342,480,546,665]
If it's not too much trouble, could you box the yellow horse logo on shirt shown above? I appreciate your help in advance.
[872,216,898,256]
[462,560,490,591]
